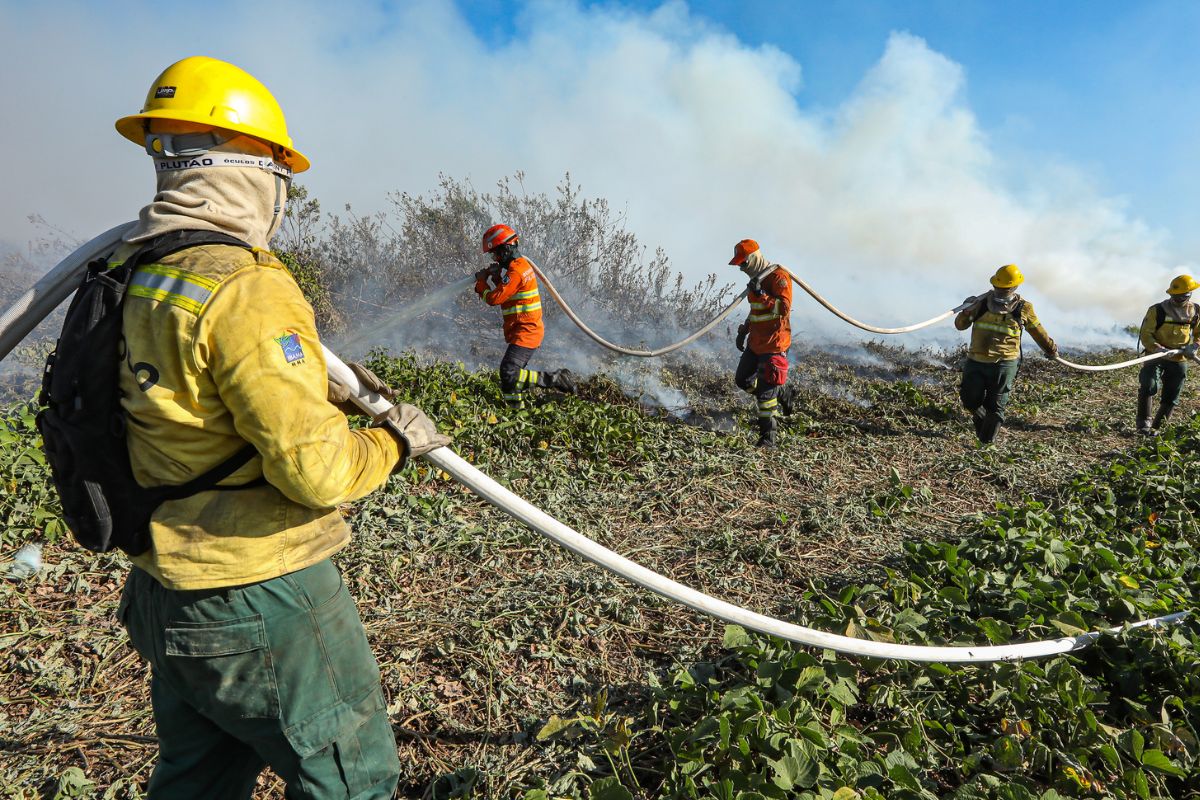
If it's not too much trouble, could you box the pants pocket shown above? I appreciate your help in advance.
[164,614,280,720]
[760,354,788,386]
[285,689,399,800]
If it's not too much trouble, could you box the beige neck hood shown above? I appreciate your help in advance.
[740,249,777,279]
[125,155,289,251]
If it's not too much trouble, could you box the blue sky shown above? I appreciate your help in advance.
[2,0,1196,334]
[458,0,1200,245]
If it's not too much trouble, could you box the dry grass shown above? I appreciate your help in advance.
[0,344,1177,798]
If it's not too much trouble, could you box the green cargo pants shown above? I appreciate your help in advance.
[959,358,1020,420]
[1139,359,1188,410]
[118,559,399,799]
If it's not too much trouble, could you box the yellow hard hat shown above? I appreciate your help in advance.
[115,56,309,173]
[1168,275,1200,295]
[990,264,1024,289]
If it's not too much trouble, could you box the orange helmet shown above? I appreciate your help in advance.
[729,239,759,266]
[482,224,519,254]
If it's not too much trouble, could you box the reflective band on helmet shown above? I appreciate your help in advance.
[153,152,293,180]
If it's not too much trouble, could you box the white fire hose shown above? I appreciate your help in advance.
[0,222,136,359]
[790,273,966,334]
[326,256,1181,371]
[528,260,756,357]
[327,351,1187,662]
[1055,350,1186,372]
[0,226,1189,663]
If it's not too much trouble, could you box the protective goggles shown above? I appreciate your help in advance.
[145,132,293,180]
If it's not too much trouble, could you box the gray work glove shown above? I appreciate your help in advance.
[735,323,748,352]
[1184,342,1199,361]
[373,403,452,469]
[327,362,397,416]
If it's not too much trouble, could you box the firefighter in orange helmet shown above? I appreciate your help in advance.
[730,239,797,447]
[476,224,577,408]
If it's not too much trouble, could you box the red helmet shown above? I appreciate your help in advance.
[482,224,519,254]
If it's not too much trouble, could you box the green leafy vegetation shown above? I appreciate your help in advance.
[0,403,65,548]
[1,343,1196,798]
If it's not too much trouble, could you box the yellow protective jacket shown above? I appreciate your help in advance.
[954,294,1055,363]
[118,242,401,590]
[1139,300,1199,362]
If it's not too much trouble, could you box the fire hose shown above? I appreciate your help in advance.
[531,262,1181,371]
[0,224,1189,663]
[307,253,1176,371]
[1054,351,1187,371]
[528,260,969,356]
[528,260,754,357]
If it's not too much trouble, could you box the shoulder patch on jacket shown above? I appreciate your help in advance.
[273,330,306,365]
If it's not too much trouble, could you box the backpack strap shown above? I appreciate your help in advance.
[157,444,264,501]
[1152,301,1199,331]
[120,229,251,272]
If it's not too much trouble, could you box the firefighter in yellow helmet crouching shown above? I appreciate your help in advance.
[104,57,444,798]
[954,264,1058,445]
[1136,275,1200,435]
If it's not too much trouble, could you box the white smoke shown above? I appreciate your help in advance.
[0,0,1187,348]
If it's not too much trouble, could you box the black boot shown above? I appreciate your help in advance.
[970,407,987,440]
[756,416,778,448]
[541,369,578,393]
[777,384,796,416]
[1152,404,1173,433]
[978,412,1003,444]
[1136,389,1154,435]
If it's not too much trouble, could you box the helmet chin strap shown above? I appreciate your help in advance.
[268,171,287,242]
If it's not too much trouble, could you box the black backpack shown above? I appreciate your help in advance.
[37,230,261,556]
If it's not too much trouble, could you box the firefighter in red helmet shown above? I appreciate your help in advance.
[476,224,577,408]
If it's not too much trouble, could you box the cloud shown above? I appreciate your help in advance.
[0,0,1184,345]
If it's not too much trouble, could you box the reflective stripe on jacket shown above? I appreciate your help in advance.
[119,243,401,590]
[1140,301,1199,362]
[745,267,792,354]
[954,295,1055,363]
[475,256,545,348]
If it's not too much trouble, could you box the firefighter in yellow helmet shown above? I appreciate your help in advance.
[1135,275,1200,435]
[954,265,1057,444]
[109,57,445,798]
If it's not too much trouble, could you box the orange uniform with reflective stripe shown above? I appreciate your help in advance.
[475,256,544,349]
[745,267,792,354]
